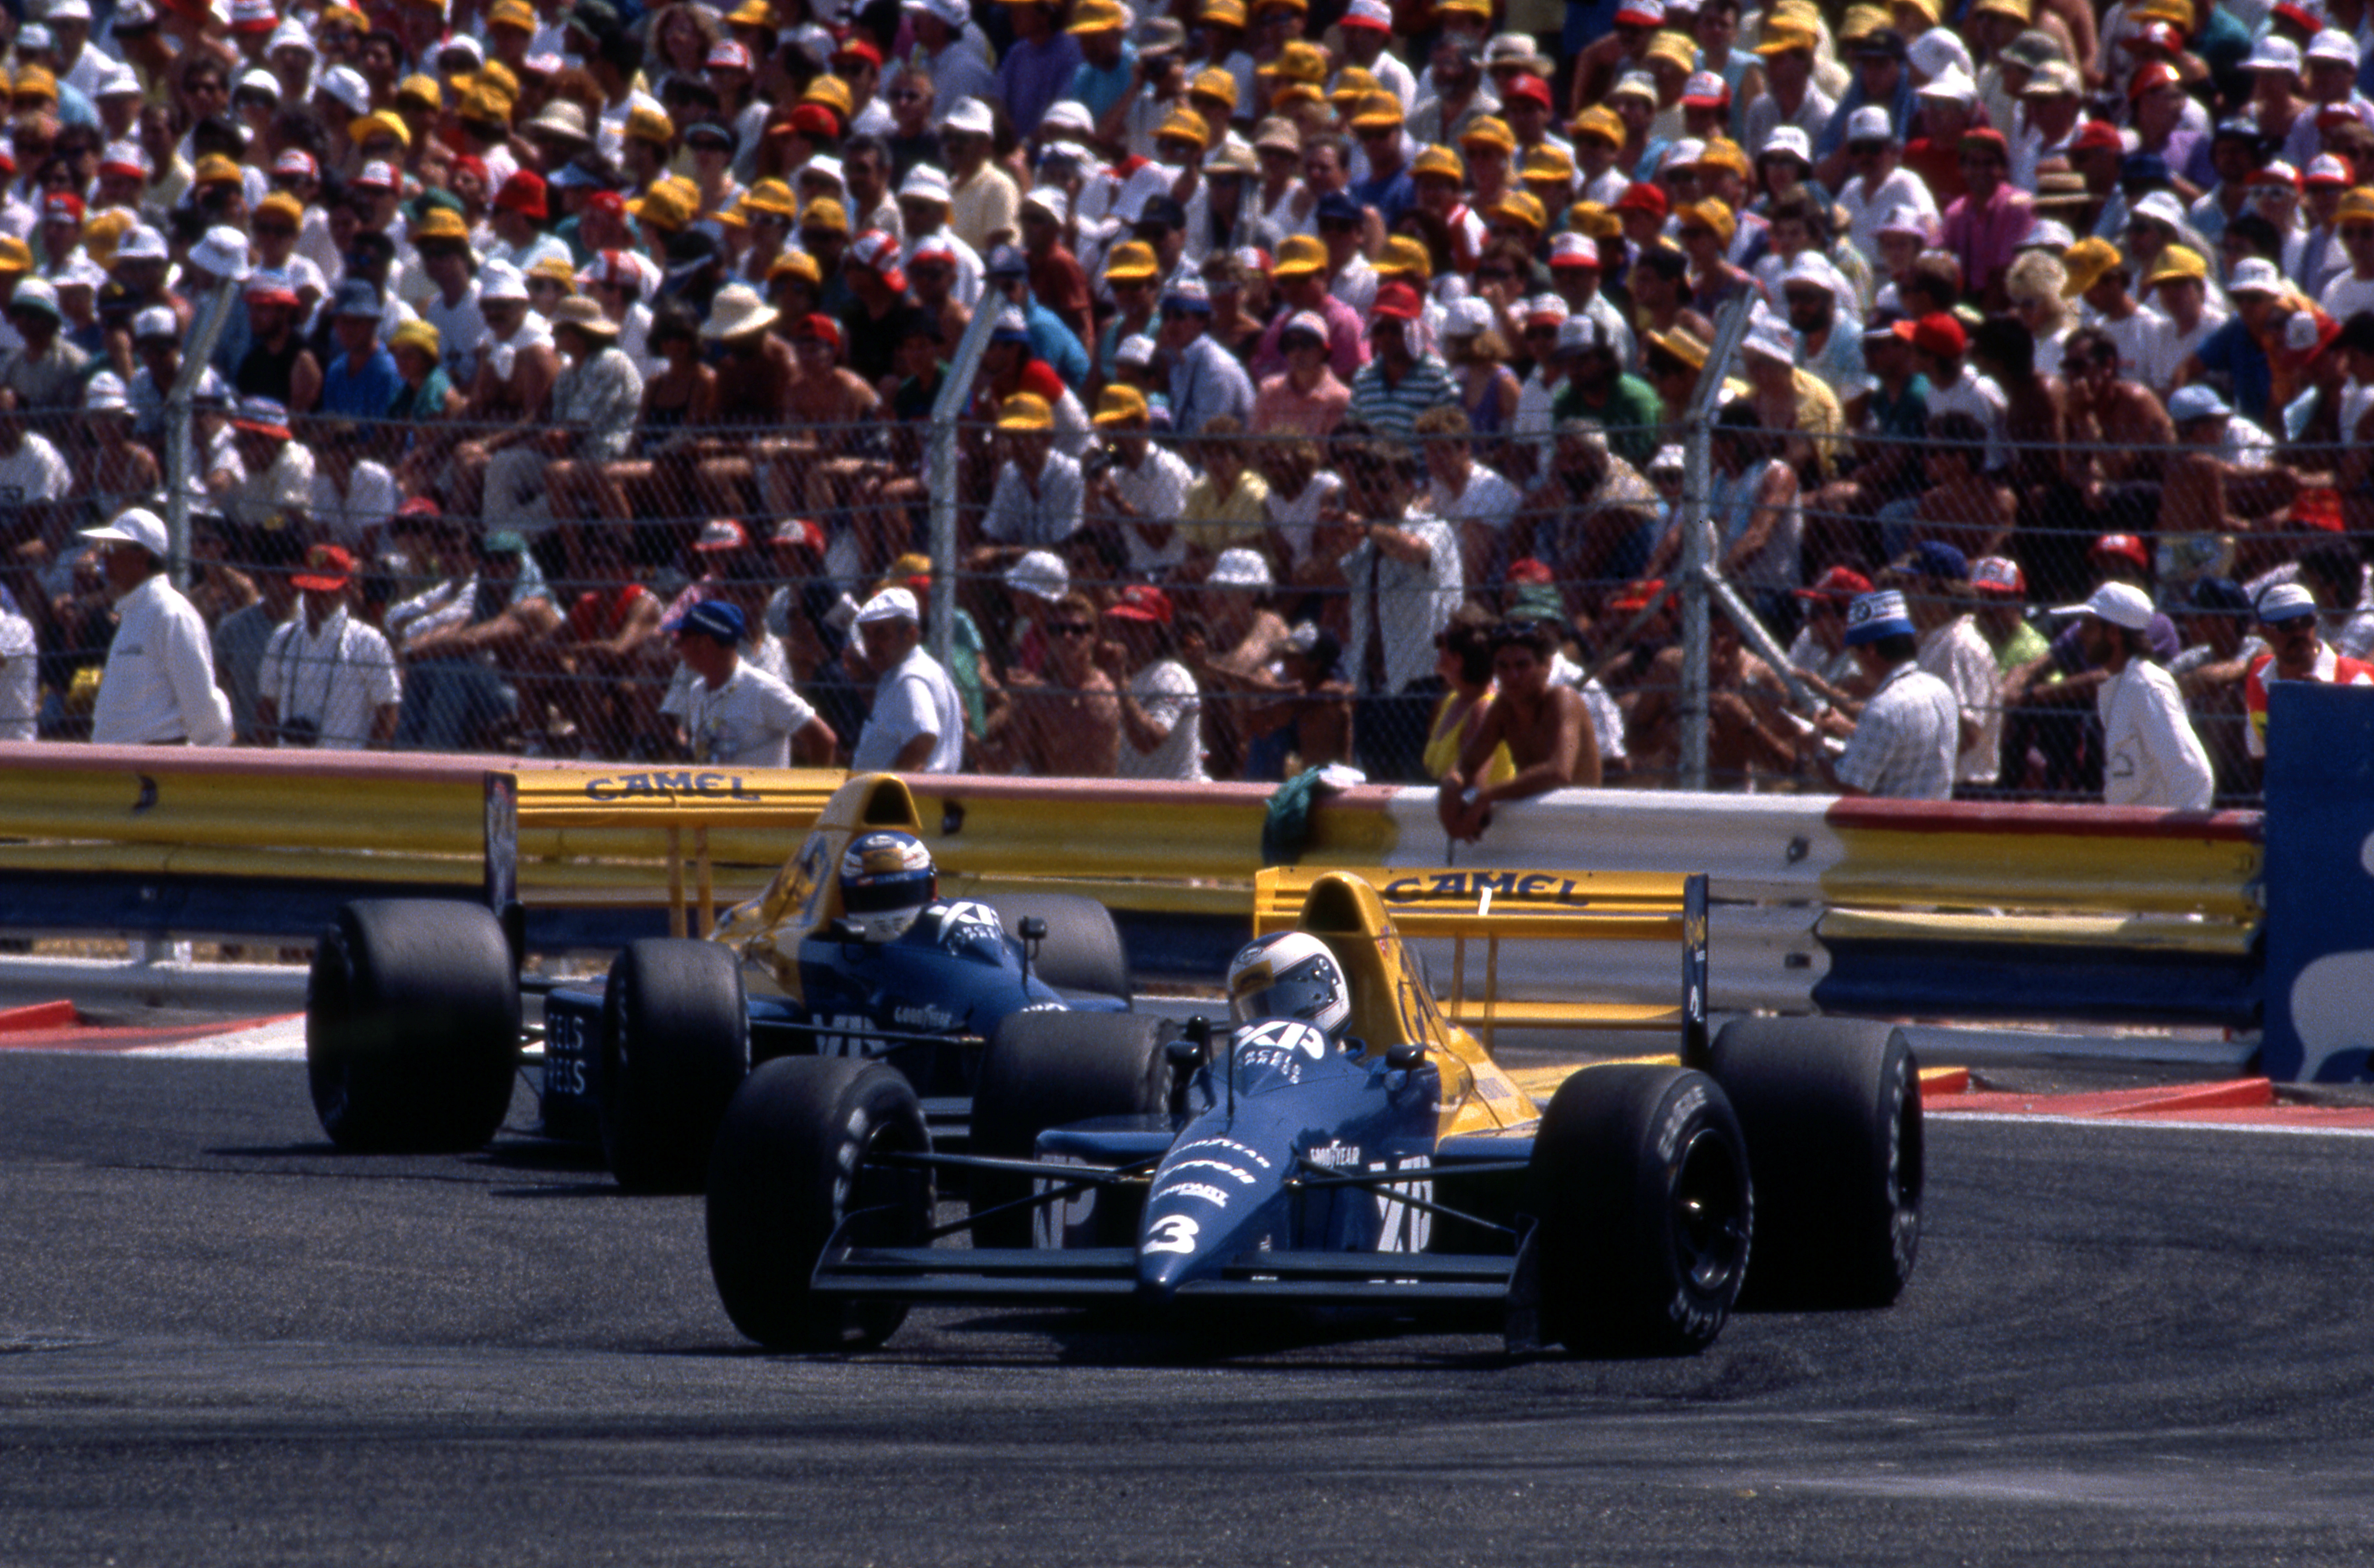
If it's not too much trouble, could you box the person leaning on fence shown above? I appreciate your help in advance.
[2244,580,2374,767]
[1437,616,1599,842]
[849,585,965,774]
[2055,581,2215,810]
[81,506,232,748]
[1803,588,1958,799]
[258,544,400,750]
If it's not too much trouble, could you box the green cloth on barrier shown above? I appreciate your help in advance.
[1260,764,1365,867]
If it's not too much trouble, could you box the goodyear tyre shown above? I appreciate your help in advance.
[1709,1017,1922,1308]
[991,893,1131,999]
[968,1011,1178,1248]
[1528,1064,1750,1356]
[598,938,752,1194]
[706,1056,932,1351]
[306,899,520,1153]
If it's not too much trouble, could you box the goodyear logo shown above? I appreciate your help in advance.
[1379,871,1620,907]
[581,771,765,802]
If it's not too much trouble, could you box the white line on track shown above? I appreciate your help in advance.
[126,1015,305,1061]
[1934,1109,2374,1139]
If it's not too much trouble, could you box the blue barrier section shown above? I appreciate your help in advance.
[2261,683,2374,1081]
[1814,939,2259,1028]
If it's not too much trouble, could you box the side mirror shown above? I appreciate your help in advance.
[1018,916,1048,942]
[1386,1041,1425,1071]
[827,916,867,945]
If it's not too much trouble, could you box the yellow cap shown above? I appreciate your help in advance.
[1644,29,1697,70]
[1568,200,1621,238]
[1200,0,1247,24]
[629,178,696,229]
[727,0,771,23]
[1647,325,1710,370]
[998,392,1054,430]
[1158,105,1212,146]
[0,236,32,274]
[2142,243,2208,287]
[802,75,853,118]
[1838,3,1890,40]
[1092,385,1150,425]
[1260,41,1329,83]
[1458,114,1515,151]
[461,83,514,123]
[626,104,674,144]
[1679,197,1735,246]
[1436,0,1490,17]
[1271,233,1329,275]
[488,0,535,29]
[396,72,441,108]
[390,318,442,360]
[1104,240,1160,280]
[1970,0,2034,19]
[1570,105,1623,144]
[1351,89,1404,128]
[349,110,412,148]
[1698,138,1751,176]
[1754,19,1819,53]
[743,178,797,217]
[770,248,822,286]
[802,196,848,233]
[1490,189,1547,230]
[1191,65,1239,108]
[1375,233,1433,279]
[1327,66,1381,104]
[1411,143,1465,182]
[527,254,578,287]
[1896,0,1942,23]
[256,190,305,225]
[1522,144,1576,180]
[80,208,131,267]
[1068,0,1126,29]
[193,153,242,186]
[12,65,56,101]
[414,205,470,242]
[1272,81,1324,109]
[2336,187,2374,223]
[2060,236,2123,296]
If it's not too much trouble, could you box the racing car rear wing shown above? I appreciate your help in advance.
[1254,866,1710,1059]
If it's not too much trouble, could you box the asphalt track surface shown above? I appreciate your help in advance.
[2,1052,2372,1566]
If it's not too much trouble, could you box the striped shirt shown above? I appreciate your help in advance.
[1835,660,1958,800]
[1345,353,1457,438]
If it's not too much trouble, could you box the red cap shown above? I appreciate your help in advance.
[1614,181,1669,217]
[1507,557,1554,585]
[2274,0,2323,32]
[1794,565,1873,603]
[2072,118,2125,152]
[1970,556,2026,596]
[2127,61,2181,99]
[1608,577,1667,612]
[1371,280,1423,321]
[694,518,751,552]
[1898,311,1966,358]
[41,192,81,223]
[832,35,882,66]
[788,102,840,139]
[585,189,626,217]
[396,496,443,520]
[494,170,547,218]
[794,311,843,351]
[1104,584,1174,624]
[2295,487,2345,531]
[772,517,827,553]
[1959,127,2010,160]
[2091,532,2151,571]
[291,543,357,592]
[1503,72,1552,109]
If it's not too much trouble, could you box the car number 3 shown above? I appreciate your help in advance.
[1142,1215,1200,1254]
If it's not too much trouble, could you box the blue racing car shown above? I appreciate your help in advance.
[304,773,1142,1192]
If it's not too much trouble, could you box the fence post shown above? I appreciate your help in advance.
[923,303,1007,668]
[1678,296,1756,792]
[162,282,241,591]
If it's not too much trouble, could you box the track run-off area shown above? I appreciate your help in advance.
[0,1017,2370,1565]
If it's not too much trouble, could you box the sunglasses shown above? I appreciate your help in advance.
[887,88,924,102]
[1476,266,1515,279]
[2344,225,2374,239]
[253,222,296,237]
[1046,620,1096,635]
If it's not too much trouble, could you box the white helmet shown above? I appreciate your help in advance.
[838,830,935,942]
[1226,931,1352,1043]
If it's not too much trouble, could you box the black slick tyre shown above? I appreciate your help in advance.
[968,1010,1178,1247]
[705,1056,932,1351]
[1528,1064,1751,1356]
[1708,1017,1922,1308]
[306,899,521,1152]
[991,893,1131,998]
[598,938,752,1193]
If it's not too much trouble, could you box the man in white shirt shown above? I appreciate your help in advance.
[1805,589,1957,798]
[258,544,401,749]
[1097,584,1205,781]
[668,598,835,767]
[2058,581,2214,808]
[850,587,965,772]
[977,391,1085,555]
[1416,402,1523,585]
[1340,441,1463,781]
[83,507,233,747]
[1897,541,2003,791]
[1089,385,1194,577]
[0,582,34,740]
[1837,103,1937,256]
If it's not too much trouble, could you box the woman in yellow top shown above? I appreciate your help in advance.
[1422,617,1515,786]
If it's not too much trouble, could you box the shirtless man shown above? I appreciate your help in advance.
[980,589,1121,774]
[2158,383,2300,576]
[1438,618,1600,840]
[1913,411,2016,559]
[2061,324,2174,491]
[1622,612,1797,788]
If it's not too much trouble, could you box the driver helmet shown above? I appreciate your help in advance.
[1226,930,1352,1043]
[838,830,936,941]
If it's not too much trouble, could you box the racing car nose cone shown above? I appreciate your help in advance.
[1135,1247,1196,1304]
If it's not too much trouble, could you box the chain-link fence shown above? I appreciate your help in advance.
[17,392,2334,807]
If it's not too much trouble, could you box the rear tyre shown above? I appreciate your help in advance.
[306,899,521,1152]
[706,1056,932,1351]
[599,939,752,1193]
[1528,1064,1750,1356]
[1709,1017,1922,1308]
[991,894,1131,998]
[969,1010,1178,1247]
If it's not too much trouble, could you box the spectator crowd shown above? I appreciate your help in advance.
[15,0,2374,803]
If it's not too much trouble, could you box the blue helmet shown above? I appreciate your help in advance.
[839,830,936,941]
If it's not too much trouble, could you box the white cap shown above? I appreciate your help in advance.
[898,163,951,203]
[47,0,93,20]
[1548,232,1599,270]
[1039,99,1094,137]
[1004,548,1068,601]
[131,304,176,339]
[1741,311,1797,363]
[2167,383,2232,422]
[2246,35,2303,74]
[2228,256,2285,295]
[2130,189,2188,229]
[82,506,168,556]
[1660,137,1706,172]
[2053,581,2155,630]
[1115,332,1157,367]
[84,369,127,413]
[1915,64,1977,103]
[266,14,313,54]
[1876,204,1932,240]
[1762,125,1813,165]
[317,64,370,115]
[1445,296,1495,337]
[1907,27,1973,79]
[2308,27,2361,65]
[1281,307,1330,339]
[856,585,921,624]
[1208,547,1273,588]
[479,258,529,301]
[1647,443,1685,473]
[943,97,996,137]
[902,0,968,26]
[115,223,167,261]
[1023,184,1069,222]
[237,65,281,99]
[1343,0,1391,23]
[1846,103,1895,143]
[1524,291,1570,324]
[94,62,141,98]
[188,225,250,282]
[2287,310,2327,352]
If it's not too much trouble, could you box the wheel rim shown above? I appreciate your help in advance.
[1671,1125,1749,1294]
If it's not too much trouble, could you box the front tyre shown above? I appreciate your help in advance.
[598,938,751,1193]
[706,1057,932,1351]
[1528,1064,1751,1357]
[968,1010,1177,1247]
